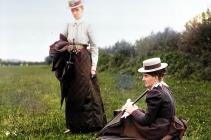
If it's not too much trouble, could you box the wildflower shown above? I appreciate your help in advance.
[5,131,10,136]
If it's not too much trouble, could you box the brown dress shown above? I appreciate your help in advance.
[63,49,107,132]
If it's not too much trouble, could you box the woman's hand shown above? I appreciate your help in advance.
[121,99,132,111]
[66,45,73,52]
[125,104,138,114]
[91,66,96,78]
[122,99,139,114]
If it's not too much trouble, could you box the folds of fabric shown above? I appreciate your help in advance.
[64,49,106,132]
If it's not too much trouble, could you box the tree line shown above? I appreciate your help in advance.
[98,9,211,81]
[0,59,46,66]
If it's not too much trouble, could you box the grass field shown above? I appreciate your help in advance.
[0,65,210,139]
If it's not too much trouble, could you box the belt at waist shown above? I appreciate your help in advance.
[67,44,87,54]
[67,44,87,49]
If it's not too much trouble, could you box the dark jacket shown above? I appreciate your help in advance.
[131,85,175,126]
[49,34,71,107]
[49,34,70,80]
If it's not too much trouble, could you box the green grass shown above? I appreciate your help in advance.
[0,66,210,139]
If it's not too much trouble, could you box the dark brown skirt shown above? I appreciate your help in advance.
[98,115,170,140]
[64,49,107,132]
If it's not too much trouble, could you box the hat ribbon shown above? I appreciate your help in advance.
[144,63,161,70]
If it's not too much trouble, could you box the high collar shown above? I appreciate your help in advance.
[74,18,83,24]
[149,81,169,90]
[160,81,169,87]
[150,83,159,90]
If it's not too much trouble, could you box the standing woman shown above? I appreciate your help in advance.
[62,0,106,133]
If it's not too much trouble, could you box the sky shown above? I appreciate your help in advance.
[0,0,210,62]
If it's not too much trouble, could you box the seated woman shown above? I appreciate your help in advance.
[98,57,181,140]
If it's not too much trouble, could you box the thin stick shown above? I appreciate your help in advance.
[132,89,148,105]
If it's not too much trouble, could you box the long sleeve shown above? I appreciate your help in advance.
[87,24,98,68]
[131,90,162,125]
[62,24,68,37]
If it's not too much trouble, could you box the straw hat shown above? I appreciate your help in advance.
[138,58,168,73]
[68,0,83,8]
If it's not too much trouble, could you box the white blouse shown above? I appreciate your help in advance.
[63,19,98,68]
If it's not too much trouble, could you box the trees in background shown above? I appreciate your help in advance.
[98,40,136,73]
[178,9,211,80]
[99,8,211,81]
[179,9,211,55]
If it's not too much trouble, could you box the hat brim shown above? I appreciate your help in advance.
[69,3,83,8]
[138,63,168,73]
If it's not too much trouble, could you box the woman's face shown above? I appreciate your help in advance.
[71,6,83,20]
[142,73,158,89]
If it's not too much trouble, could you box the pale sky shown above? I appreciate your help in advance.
[0,0,210,61]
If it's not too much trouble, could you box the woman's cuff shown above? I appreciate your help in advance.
[91,65,96,71]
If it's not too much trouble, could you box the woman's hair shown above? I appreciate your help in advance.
[146,69,166,81]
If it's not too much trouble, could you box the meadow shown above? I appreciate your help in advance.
[0,65,210,140]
